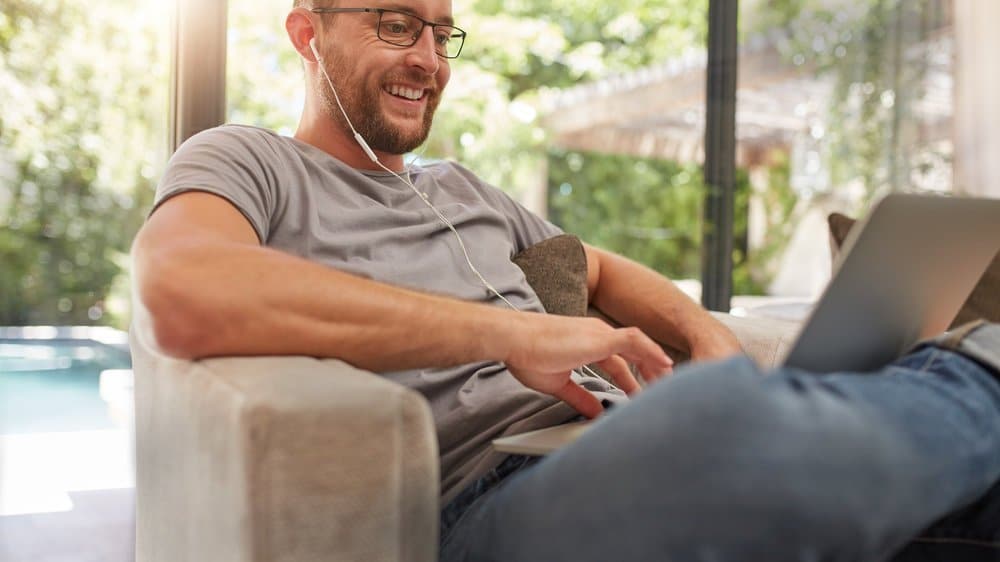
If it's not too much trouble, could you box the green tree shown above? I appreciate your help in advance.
[0,0,169,326]
[227,2,306,134]
[423,0,709,197]
[548,150,761,294]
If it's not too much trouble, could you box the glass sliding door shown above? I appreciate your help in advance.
[1,2,170,562]
[734,0,956,307]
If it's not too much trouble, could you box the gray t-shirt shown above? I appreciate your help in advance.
[153,125,625,503]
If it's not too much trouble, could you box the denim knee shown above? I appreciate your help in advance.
[642,360,927,556]
[469,357,931,561]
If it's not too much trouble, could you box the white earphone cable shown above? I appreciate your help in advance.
[312,45,608,384]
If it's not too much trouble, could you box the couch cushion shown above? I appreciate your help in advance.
[827,212,1000,327]
[512,234,589,317]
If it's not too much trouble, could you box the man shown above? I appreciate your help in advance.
[132,0,1000,560]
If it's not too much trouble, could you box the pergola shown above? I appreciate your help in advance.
[541,34,953,175]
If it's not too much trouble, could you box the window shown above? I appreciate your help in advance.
[736,0,956,300]
[227,2,303,134]
[0,0,170,327]
[1,2,169,560]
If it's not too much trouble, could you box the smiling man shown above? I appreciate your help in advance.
[132,1,1000,561]
[296,3,451,163]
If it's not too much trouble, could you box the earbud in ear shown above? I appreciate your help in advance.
[309,37,321,62]
[307,32,377,163]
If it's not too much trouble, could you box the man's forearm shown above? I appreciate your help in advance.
[135,236,675,418]
[586,245,740,359]
[135,238,517,370]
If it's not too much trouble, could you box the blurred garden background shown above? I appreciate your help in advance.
[1,0,961,328]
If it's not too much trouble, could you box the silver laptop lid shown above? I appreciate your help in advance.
[782,193,1000,374]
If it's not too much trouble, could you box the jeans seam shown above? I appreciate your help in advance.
[916,348,944,373]
[912,537,1000,548]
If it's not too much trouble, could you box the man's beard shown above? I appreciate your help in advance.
[318,51,439,155]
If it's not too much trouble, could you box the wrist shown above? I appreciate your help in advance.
[686,317,742,358]
[469,304,525,363]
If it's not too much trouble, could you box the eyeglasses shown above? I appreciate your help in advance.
[310,7,466,59]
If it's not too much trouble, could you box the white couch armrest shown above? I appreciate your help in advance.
[590,307,802,369]
[131,334,439,562]
[711,311,803,369]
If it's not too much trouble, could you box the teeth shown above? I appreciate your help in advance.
[387,85,423,100]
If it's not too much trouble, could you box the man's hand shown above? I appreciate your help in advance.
[583,243,745,365]
[502,313,674,419]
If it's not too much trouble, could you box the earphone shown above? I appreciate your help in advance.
[310,37,380,163]
[309,34,516,307]
[307,35,611,386]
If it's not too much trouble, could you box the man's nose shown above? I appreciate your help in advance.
[405,25,441,74]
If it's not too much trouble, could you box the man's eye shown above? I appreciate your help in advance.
[434,31,451,45]
[383,21,410,35]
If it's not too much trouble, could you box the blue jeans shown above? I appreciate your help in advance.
[440,343,1000,561]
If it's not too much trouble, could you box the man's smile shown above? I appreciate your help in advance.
[385,83,427,101]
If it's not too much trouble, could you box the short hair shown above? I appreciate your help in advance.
[293,0,337,8]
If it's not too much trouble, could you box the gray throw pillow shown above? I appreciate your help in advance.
[827,213,1000,328]
[512,234,588,317]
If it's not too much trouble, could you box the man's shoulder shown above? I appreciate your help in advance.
[181,124,288,152]
[169,125,313,176]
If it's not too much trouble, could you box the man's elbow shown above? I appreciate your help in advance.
[136,271,219,360]
[148,310,210,360]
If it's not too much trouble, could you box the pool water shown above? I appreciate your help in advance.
[0,341,132,435]
[1,338,135,522]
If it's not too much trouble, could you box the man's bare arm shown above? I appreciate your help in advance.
[583,243,741,361]
[133,192,673,416]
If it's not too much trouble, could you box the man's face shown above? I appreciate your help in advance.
[317,0,453,154]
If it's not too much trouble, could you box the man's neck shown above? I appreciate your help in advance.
[294,111,405,172]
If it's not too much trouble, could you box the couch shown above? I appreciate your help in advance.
[131,296,802,562]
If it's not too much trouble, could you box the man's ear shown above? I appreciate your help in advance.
[286,8,320,63]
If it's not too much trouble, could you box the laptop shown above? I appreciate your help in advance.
[494,193,1000,456]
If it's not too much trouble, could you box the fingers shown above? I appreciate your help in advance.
[554,379,604,419]
[595,354,640,395]
[610,327,674,381]
[641,358,674,382]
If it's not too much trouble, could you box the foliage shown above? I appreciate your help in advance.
[422,0,709,196]
[739,152,796,290]
[548,150,762,294]
[227,3,306,134]
[0,0,168,326]
[753,0,949,208]
[462,0,707,97]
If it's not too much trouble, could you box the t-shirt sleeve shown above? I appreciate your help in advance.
[151,126,280,243]
[445,162,564,254]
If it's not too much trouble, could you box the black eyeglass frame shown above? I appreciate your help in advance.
[310,7,466,59]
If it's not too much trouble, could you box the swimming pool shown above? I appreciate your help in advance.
[1,327,132,435]
[1,326,134,526]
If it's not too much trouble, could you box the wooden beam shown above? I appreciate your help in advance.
[170,0,228,153]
